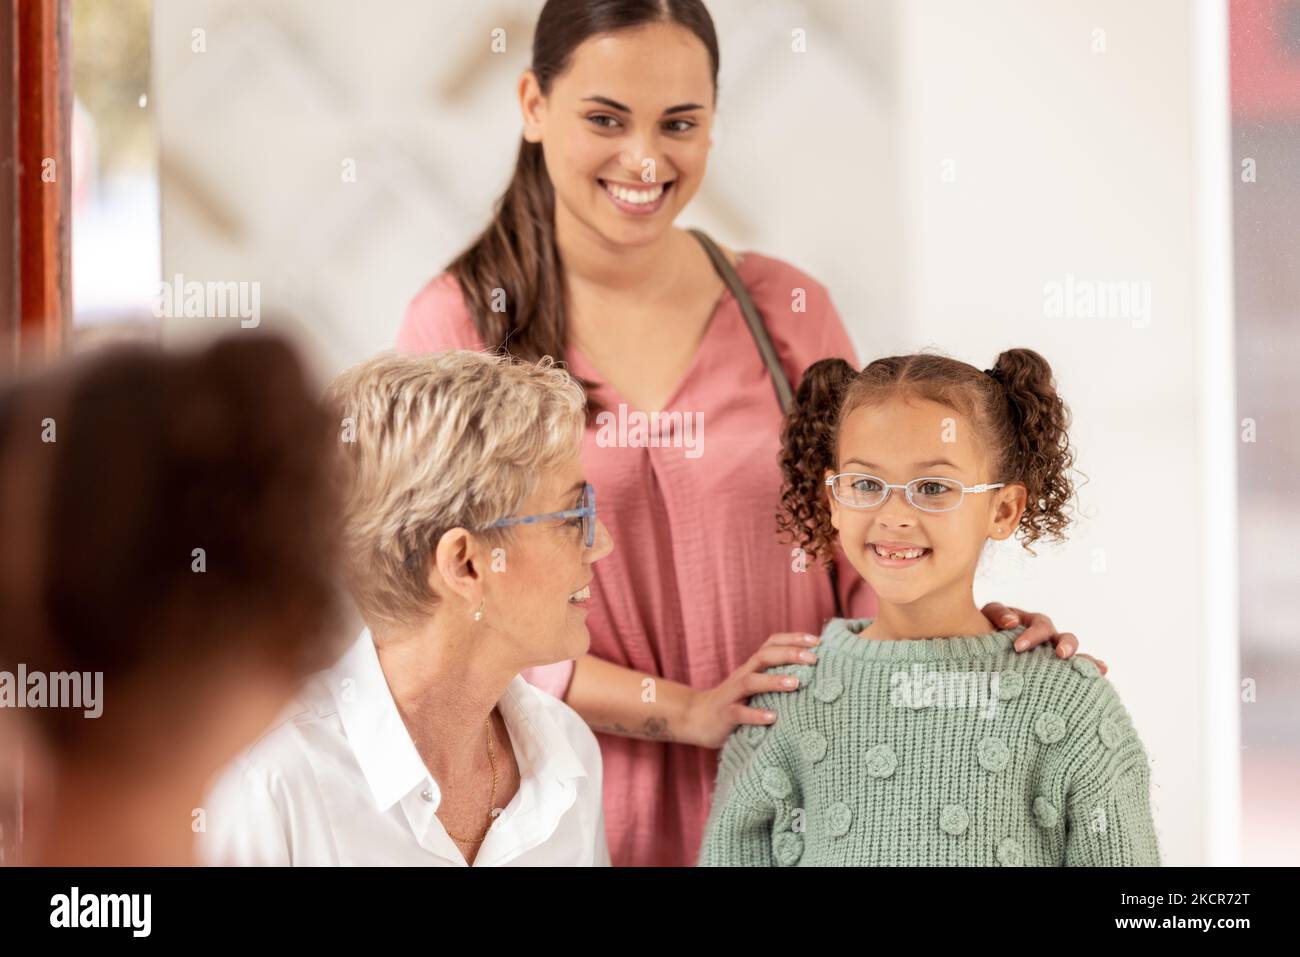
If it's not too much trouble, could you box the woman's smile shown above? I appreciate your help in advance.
[597,177,674,215]
[567,581,593,610]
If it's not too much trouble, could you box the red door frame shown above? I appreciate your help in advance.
[0,0,70,865]
[3,0,70,372]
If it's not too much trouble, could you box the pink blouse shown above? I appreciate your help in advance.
[398,251,876,866]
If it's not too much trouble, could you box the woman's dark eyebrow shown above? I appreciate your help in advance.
[582,95,704,115]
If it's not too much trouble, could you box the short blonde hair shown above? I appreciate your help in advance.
[324,350,585,627]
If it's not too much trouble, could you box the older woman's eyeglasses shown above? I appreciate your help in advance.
[488,482,597,547]
[825,473,1005,513]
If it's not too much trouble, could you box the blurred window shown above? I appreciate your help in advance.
[70,0,159,344]
[1231,0,1300,866]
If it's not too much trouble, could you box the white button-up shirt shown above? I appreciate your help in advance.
[199,630,609,866]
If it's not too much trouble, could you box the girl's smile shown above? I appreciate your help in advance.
[868,540,933,567]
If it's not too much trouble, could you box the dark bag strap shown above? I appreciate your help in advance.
[687,228,844,620]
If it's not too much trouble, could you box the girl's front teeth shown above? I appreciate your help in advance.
[872,544,928,560]
[568,585,591,603]
[601,180,665,204]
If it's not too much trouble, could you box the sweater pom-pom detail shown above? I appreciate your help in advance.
[864,743,898,778]
[1099,714,1128,749]
[939,803,970,835]
[761,765,793,800]
[996,837,1024,866]
[799,730,828,764]
[1033,796,1060,829]
[1071,656,1102,679]
[812,675,844,703]
[976,736,1010,772]
[996,670,1024,701]
[773,831,804,866]
[825,802,853,838]
[1034,711,1067,745]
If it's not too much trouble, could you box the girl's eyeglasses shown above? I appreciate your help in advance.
[825,473,1005,514]
[488,482,597,547]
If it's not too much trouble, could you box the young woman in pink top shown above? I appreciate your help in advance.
[398,0,1106,867]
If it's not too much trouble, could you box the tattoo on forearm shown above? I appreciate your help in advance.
[641,717,672,741]
[591,717,675,742]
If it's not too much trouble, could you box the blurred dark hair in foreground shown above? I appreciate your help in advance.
[0,334,345,863]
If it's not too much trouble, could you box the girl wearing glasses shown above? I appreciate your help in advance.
[700,349,1160,866]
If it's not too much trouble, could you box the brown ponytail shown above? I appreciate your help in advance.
[777,357,860,564]
[986,348,1075,549]
[778,349,1077,560]
[445,0,721,413]
[449,139,563,374]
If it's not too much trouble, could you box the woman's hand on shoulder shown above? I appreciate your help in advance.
[682,632,820,749]
[982,602,1109,676]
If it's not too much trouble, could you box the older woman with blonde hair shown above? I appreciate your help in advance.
[201,350,613,866]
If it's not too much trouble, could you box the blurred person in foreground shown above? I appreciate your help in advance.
[200,350,613,866]
[0,336,342,865]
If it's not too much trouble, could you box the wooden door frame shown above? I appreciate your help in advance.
[3,0,71,372]
[0,0,70,866]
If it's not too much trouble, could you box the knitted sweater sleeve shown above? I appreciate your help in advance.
[698,685,801,867]
[1062,682,1161,866]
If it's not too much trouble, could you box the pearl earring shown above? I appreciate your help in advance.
[473,598,485,622]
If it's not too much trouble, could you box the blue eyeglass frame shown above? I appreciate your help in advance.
[488,482,597,547]
[824,472,1005,513]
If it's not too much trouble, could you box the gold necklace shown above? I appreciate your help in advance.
[442,715,499,844]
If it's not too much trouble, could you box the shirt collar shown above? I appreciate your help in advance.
[328,630,589,813]
[329,629,430,812]
[496,675,589,786]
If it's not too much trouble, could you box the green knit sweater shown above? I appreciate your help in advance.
[699,618,1160,866]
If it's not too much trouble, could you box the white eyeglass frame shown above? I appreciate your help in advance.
[824,472,1006,513]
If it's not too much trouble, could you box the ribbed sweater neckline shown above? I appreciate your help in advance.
[821,617,1027,662]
